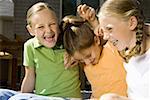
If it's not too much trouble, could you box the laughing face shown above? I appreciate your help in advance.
[27,9,60,48]
[98,15,136,51]
[73,37,102,65]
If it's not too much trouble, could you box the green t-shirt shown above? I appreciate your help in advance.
[23,37,81,98]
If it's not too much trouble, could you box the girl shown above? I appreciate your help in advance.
[79,0,150,99]
[0,2,81,100]
[62,15,127,99]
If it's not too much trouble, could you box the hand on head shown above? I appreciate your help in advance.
[77,4,96,22]
[77,4,104,39]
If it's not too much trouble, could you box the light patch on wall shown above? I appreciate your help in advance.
[0,51,12,59]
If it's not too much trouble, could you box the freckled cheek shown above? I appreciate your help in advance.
[109,32,119,40]
[52,25,59,31]
[114,33,125,41]
[35,30,44,36]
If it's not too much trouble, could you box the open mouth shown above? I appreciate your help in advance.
[44,34,55,42]
[111,39,118,46]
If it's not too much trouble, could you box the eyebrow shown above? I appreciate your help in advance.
[106,24,113,28]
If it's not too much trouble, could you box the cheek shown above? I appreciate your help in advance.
[110,29,122,41]
[114,26,129,40]
[52,25,59,32]
[91,50,96,59]
[34,29,44,36]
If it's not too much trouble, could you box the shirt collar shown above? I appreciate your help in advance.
[33,37,64,49]
[33,37,42,48]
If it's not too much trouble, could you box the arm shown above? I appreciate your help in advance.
[21,66,35,93]
[77,4,99,29]
[77,4,106,43]
[77,4,103,37]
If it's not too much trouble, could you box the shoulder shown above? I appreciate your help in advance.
[24,38,36,51]
[24,38,35,46]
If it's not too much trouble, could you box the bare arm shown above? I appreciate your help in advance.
[21,66,35,93]
[77,4,104,37]
[77,4,99,29]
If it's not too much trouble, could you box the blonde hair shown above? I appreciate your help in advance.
[26,2,54,26]
[99,0,144,62]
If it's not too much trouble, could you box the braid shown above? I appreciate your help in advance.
[119,15,144,63]
[98,0,146,62]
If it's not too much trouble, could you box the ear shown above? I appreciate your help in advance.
[94,36,100,45]
[26,25,35,36]
[128,16,138,30]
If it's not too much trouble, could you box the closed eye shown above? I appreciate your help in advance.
[106,27,112,31]
[85,54,91,59]
[38,26,44,29]
[49,22,56,27]
[51,22,56,25]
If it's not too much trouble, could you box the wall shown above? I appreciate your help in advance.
[141,0,150,23]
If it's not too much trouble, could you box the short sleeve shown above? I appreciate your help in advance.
[23,41,35,67]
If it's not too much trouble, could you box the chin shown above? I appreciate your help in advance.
[118,47,127,52]
[115,45,124,51]
[44,42,56,48]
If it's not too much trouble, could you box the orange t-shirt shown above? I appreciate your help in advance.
[84,42,127,98]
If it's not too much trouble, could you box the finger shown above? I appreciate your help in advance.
[77,5,82,15]
[88,7,96,21]
[77,5,87,19]
[84,8,91,20]
[81,4,89,14]
[77,5,88,20]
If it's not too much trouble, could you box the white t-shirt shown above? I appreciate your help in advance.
[124,49,150,100]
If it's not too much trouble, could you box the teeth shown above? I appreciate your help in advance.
[44,34,55,42]
[112,40,118,46]
[44,37,53,41]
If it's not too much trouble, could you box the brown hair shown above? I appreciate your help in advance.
[62,15,95,55]
[98,0,145,62]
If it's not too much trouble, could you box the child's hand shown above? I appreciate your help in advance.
[77,4,96,22]
[77,4,99,29]
[64,52,78,69]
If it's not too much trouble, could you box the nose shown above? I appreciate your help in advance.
[97,27,110,40]
[45,26,52,33]
[103,33,110,40]
[101,29,110,40]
